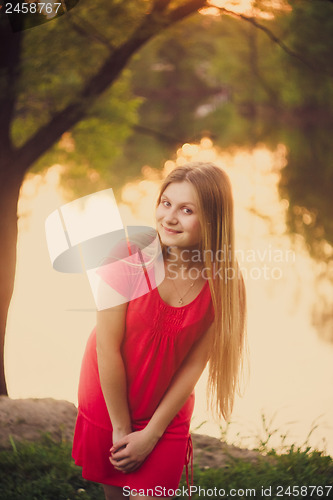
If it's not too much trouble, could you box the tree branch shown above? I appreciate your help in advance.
[14,1,206,173]
[217,6,316,73]
[167,0,208,23]
[63,9,115,51]
[151,0,173,13]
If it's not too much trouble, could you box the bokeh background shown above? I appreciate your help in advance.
[1,0,333,456]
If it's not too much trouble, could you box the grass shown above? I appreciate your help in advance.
[0,431,332,500]
[0,434,104,500]
[191,448,333,499]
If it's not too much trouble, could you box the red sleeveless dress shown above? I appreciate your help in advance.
[72,255,214,492]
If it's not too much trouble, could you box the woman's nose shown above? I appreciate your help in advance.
[164,208,178,224]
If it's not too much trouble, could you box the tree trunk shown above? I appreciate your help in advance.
[0,0,207,396]
[0,166,25,395]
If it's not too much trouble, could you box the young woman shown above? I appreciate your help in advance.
[72,162,247,499]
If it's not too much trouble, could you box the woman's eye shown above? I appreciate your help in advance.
[162,200,170,207]
[183,208,192,215]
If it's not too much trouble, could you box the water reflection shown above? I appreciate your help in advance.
[278,125,333,343]
[6,139,333,456]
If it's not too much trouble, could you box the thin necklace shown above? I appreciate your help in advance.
[166,266,198,305]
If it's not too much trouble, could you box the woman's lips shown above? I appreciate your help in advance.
[162,225,182,234]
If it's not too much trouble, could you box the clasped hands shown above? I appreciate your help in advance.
[110,427,159,473]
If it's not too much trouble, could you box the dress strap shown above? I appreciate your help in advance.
[185,434,194,497]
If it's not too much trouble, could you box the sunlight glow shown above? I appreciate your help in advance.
[204,0,291,17]
[206,0,255,15]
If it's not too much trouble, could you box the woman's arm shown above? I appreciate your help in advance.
[96,303,132,440]
[110,321,215,472]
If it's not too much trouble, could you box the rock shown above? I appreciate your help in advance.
[0,396,77,448]
[191,433,263,469]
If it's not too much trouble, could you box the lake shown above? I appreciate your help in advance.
[6,138,333,456]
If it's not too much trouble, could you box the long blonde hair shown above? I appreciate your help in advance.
[157,162,247,421]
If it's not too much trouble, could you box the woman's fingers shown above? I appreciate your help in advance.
[110,448,137,467]
[110,456,140,472]
[111,437,128,453]
[111,457,133,467]
[110,447,129,461]
[121,463,140,472]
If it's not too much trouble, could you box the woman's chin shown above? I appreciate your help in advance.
[159,235,179,247]
[158,229,179,244]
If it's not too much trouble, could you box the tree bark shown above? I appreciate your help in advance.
[0,15,23,168]
[0,165,25,395]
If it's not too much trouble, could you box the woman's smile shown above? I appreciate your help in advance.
[162,225,182,234]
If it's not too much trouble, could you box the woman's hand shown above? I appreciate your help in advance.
[109,428,159,473]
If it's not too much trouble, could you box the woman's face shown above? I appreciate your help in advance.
[156,181,202,250]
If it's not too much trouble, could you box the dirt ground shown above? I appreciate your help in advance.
[0,396,261,468]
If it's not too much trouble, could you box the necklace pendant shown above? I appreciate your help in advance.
[178,298,183,305]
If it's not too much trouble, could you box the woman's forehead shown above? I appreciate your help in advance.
[162,181,198,204]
